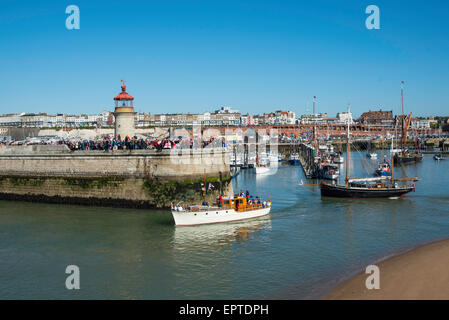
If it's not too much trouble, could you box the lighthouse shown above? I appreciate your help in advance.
[113,80,136,139]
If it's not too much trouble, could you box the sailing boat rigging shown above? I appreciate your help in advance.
[394,81,423,165]
[374,136,392,177]
[320,104,418,198]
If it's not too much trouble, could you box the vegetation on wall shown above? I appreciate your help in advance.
[0,175,125,189]
[63,176,124,189]
[142,175,231,208]
[0,175,45,187]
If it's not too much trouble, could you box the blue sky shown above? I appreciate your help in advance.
[0,0,448,117]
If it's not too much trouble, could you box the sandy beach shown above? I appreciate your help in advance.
[324,238,449,300]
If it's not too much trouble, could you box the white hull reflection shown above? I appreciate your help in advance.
[173,217,272,247]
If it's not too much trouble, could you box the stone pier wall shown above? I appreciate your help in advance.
[0,146,233,209]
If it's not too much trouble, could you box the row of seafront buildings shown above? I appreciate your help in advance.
[0,108,437,130]
[0,81,441,131]
[0,107,320,128]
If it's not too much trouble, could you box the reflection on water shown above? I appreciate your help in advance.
[173,218,272,249]
[0,153,449,299]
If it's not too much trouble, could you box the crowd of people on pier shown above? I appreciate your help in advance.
[0,134,226,151]
[65,135,225,151]
[65,136,179,151]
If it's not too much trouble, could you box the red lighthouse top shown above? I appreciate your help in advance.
[114,80,134,101]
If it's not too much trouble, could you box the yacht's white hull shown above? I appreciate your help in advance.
[255,166,271,174]
[323,173,339,180]
[268,155,279,163]
[333,156,344,164]
[390,148,401,155]
[172,207,271,226]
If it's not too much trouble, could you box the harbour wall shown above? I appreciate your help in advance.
[0,146,233,209]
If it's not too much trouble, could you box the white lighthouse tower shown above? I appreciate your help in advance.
[113,80,136,139]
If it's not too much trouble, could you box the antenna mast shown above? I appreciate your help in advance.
[313,96,317,156]
[345,103,351,185]
[401,81,405,153]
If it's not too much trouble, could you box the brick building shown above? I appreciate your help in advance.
[359,109,393,126]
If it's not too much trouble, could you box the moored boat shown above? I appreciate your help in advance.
[288,153,300,165]
[318,163,340,180]
[367,152,378,159]
[393,81,423,165]
[375,161,392,177]
[394,151,423,164]
[332,152,344,164]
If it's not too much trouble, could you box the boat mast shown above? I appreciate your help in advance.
[203,171,207,203]
[390,148,394,184]
[313,96,317,156]
[381,136,384,160]
[401,80,405,153]
[345,103,350,185]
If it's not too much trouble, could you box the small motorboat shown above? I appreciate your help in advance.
[375,161,392,177]
[171,194,271,226]
[254,157,271,174]
[288,153,300,165]
[367,152,378,159]
[318,163,340,180]
[434,154,444,161]
[332,152,344,164]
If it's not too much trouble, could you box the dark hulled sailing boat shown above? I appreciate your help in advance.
[320,105,418,198]
[394,81,423,165]
[320,177,416,198]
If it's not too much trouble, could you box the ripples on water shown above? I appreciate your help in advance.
[0,153,448,299]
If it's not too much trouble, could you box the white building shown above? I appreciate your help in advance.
[411,118,431,129]
[0,114,21,127]
[336,111,353,124]
[215,106,239,114]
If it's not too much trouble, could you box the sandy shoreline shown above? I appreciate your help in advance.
[323,238,449,300]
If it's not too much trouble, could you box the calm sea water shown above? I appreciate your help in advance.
[1,152,448,299]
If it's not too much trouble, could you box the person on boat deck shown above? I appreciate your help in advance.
[246,190,249,199]
[239,190,244,197]
[218,195,223,207]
